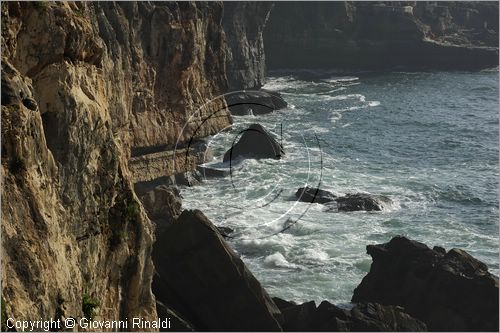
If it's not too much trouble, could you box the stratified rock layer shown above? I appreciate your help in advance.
[352,236,499,331]
[223,2,274,90]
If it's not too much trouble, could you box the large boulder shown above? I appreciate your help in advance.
[336,193,392,211]
[155,301,195,332]
[223,123,284,163]
[295,186,337,204]
[352,236,499,331]
[275,299,426,331]
[225,90,287,115]
[152,209,283,331]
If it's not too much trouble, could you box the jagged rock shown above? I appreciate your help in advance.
[295,187,337,204]
[352,236,499,331]
[196,165,231,178]
[275,299,426,331]
[216,226,234,238]
[152,210,283,331]
[225,90,288,115]
[223,123,284,163]
[336,193,392,211]
[139,185,182,230]
[222,2,274,90]
[280,300,317,331]
[1,61,34,107]
[174,170,202,187]
[272,297,297,310]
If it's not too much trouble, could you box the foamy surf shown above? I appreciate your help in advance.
[182,71,499,305]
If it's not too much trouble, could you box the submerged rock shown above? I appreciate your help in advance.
[152,209,283,331]
[275,299,426,331]
[295,186,337,204]
[352,236,499,331]
[336,193,392,211]
[216,226,234,238]
[225,90,287,115]
[223,123,284,163]
[196,165,231,178]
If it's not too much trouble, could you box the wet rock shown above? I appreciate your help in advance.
[276,299,426,331]
[280,300,317,331]
[216,226,234,238]
[336,193,392,211]
[196,165,231,178]
[174,170,202,187]
[295,186,337,204]
[272,297,297,310]
[223,123,284,163]
[225,90,287,115]
[352,236,499,331]
[152,210,283,331]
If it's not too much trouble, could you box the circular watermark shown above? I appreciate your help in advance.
[171,90,326,239]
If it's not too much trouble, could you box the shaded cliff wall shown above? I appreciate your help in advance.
[264,1,499,70]
[223,2,274,90]
[1,1,270,328]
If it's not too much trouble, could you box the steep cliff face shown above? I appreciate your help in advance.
[1,1,261,328]
[264,1,499,70]
[2,2,148,326]
[222,2,273,90]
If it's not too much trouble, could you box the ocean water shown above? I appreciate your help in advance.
[182,70,499,305]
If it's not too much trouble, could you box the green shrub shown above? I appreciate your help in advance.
[74,8,85,17]
[125,201,140,221]
[82,293,99,319]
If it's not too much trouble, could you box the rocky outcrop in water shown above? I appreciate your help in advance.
[274,299,427,332]
[225,90,287,116]
[152,209,283,331]
[295,187,337,204]
[352,236,499,331]
[264,1,499,70]
[336,193,392,212]
[223,123,284,163]
[294,187,392,212]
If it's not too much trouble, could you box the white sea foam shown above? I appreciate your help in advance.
[264,252,299,269]
[322,76,359,83]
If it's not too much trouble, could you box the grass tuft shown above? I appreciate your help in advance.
[82,293,99,320]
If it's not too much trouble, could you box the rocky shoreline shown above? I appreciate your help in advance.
[145,184,499,331]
